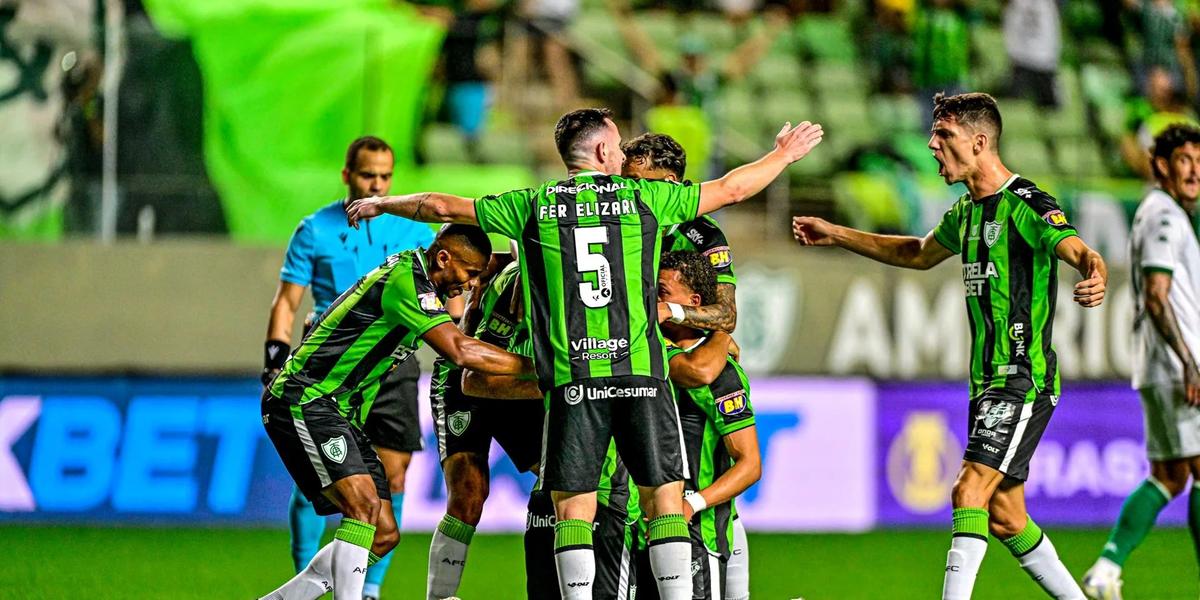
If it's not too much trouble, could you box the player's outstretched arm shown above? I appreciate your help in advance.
[1054,236,1107,308]
[461,370,543,400]
[697,122,824,216]
[668,331,735,388]
[422,322,534,375]
[792,216,954,270]
[1143,271,1200,406]
[684,426,761,521]
[658,283,738,332]
[346,192,478,228]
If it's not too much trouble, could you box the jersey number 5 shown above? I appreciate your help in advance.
[574,226,613,308]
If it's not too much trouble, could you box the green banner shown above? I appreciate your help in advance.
[144,0,448,242]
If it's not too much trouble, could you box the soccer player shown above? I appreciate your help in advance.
[621,132,738,333]
[1082,124,1200,599]
[658,251,761,600]
[347,107,823,599]
[258,225,533,600]
[425,246,546,600]
[264,136,434,600]
[621,132,751,597]
[793,92,1106,600]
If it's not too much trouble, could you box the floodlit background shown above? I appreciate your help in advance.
[1,0,1196,597]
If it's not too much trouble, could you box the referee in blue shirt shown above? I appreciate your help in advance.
[264,136,434,600]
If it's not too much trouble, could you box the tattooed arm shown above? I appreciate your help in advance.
[659,283,738,333]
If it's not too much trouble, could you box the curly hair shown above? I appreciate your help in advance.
[622,133,687,180]
[1151,123,1200,180]
[660,251,717,306]
[932,92,1003,141]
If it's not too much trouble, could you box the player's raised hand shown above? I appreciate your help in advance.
[792,216,837,246]
[345,196,384,229]
[773,121,824,163]
[1073,263,1107,308]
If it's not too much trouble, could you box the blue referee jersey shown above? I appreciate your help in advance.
[280,198,435,314]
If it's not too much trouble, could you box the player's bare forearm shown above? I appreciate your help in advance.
[698,151,791,214]
[677,284,737,332]
[697,427,761,509]
[461,370,542,400]
[668,331,732,388]
[423,323,534,376]
[1145,273,1199,375]
[1055,236,1107,307]
[830,226,948,270]
[346,193,477,227]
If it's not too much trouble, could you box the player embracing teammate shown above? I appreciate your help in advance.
[349,107,821,598]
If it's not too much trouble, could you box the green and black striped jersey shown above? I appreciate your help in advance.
[664,215,737,286]
[668,339,755,556]
[270,250,452,424]
[475,173,701,390]
[430,261,531,406]
[931,175,1078,398]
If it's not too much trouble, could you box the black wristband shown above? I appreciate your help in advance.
[264,340,290,371]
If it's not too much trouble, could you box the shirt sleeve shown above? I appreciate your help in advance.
[280,219,316,286]
[1139,211,1181,273]
[1011,191,1078,253]
[930,202,962,254]
[688,218,737,286]
[702,365,755,436]
[383,260,454,340]
[475,188,534,239]
[635,179,701,226]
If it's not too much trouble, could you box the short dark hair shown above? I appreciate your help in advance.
[554,108,614,163]
[622,133,687,180]
[932,92,1003,141]
[660,251,717,306]
[1151,123,1200,180]
[436,224,492,259]
[345,136,392,170]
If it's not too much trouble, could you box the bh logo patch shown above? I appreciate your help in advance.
[715,391,747,416]
[1042,210,1069,227]
[321,436,347,464]
[448,411,471,436]
[704,245,733,269]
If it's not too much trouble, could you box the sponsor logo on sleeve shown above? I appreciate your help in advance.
[1042,210,1070,227]
[715,390,748,416]
[419,292,446,315]
[703,245,733,269]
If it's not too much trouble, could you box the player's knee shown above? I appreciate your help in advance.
[387,469,407,494]
[341,491,382,523]
[1155,473,1189,497]
[950,480,986,508]
[447,484,488,524]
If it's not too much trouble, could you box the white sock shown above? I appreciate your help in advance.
[555,548,596,599]
[1016,535,1085,599]
[725,518,750,600]
[330,538,370,600]
[649,541,693,600]
[259,542,335,600]
[942,536,988,600]
[427,526,472,600]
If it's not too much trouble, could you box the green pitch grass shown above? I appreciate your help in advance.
[0,526,1194,599]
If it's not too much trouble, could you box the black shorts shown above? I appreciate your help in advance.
[262,392,391,516]
[432,367,544,471]
[594,503,637,600]
[360,357,424,453]
[524,490,560,600]
[541,375,685,493]
[964,387,1057,481]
